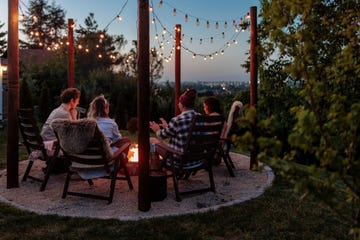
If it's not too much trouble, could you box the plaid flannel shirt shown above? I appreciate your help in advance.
[156,109,199,153]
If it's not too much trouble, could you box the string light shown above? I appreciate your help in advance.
[173,8,176,16]
[185,14,188,22]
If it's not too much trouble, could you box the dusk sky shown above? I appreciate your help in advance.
[1,0,261,83]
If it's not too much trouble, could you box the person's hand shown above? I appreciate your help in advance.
[149,121,160,133]
[159,118,168,128]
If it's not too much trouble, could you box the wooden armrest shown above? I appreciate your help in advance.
[155,143,183,156]
[111,142,131,159]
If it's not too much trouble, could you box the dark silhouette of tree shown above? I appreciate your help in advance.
[20,0,66,49]
[120,40,164,86]
[75,13,127,82]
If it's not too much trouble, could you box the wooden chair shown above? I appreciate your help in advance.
[51,119,133,204]
[18,108,60,191]
[155,115,224,202]
[216,101,244,177]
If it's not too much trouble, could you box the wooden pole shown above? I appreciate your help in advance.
[137,0,151,212]
[7,0,19,188]
[249,6,258,169]
[174,24,181,116]
[67,19,75,88]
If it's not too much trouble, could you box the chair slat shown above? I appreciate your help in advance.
[162,114,224,201]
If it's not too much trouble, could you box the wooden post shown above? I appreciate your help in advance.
[175,24,181,116]
[67,19,75,88]
[137,0,151,212]
[249,6,258,169]
[7,0,19,188]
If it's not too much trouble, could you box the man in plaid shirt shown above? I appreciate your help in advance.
[150,88,199,164]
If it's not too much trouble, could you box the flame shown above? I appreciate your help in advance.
[127,144,138,163]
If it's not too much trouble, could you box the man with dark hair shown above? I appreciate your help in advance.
[150,88,199,153]
[41,88,81,141]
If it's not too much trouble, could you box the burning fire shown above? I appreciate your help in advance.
[127,144,139,163]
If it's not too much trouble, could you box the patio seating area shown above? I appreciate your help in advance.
[0,152,274,221]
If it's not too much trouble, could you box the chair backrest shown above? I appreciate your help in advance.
[51,119,113,169]
[182,115,224,163]
[18,108,46,156]
[224,101,244,139]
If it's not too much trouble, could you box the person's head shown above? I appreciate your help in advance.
[179,88,197,110]
[87,95,110,119]
[60,88,80,109]
[203,96,223,115]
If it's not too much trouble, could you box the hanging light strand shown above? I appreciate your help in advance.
[103,0,129,31]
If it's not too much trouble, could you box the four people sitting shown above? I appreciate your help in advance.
[39,86,242,174]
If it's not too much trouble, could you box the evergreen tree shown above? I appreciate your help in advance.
[120,40,164,86]
[21,0,66,49]
[75,13,127,81]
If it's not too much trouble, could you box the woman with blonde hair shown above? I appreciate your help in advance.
[88,95,130,153]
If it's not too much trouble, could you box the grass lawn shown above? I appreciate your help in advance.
[0,129,352,239]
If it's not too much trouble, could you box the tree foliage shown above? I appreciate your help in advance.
[20,0,66,49]
[242,0,360,236]
[75,13,127,82]
[120,40,164,86]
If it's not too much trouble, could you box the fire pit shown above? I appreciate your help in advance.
[125,144,167,201]
[126,144,139,176]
